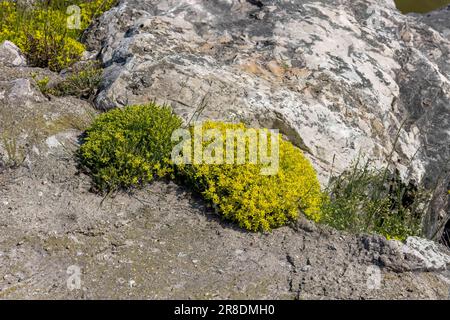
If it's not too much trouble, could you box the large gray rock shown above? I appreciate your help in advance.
[0,41,27,67]
[84,0,450,239]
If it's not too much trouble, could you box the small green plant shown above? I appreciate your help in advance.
[32,62,102,100]
[54,62,103,100]
[1,132,25,168]
[33,74,51,95]
[175,121,323,232]
[0,0,117,71]
[320,158,427,241]
[79,103,183,192]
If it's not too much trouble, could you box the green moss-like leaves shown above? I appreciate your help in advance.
[79,103,183,192]
[175,121,323,232]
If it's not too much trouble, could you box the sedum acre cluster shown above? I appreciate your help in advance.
[176,121,323,232]
[0,0,116,71]
[79,103,183,192]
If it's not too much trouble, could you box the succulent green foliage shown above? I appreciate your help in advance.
[79,103,183,192]
[79,107,426,239]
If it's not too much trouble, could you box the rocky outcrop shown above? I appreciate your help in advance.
[0,43,448,302]
[0,55,94,171]
[83,0,450,239]
[0,41,27,68]
[0,0,449,299]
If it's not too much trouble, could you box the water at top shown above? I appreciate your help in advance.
[395,0,450,13]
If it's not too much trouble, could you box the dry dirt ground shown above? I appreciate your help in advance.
[0,138,449,299]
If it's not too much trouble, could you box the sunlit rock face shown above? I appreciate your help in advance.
[83,0,449,239]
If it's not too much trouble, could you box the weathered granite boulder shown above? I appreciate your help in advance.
[84,0,450,239]
[0,41,27,68]
[411,5,450,41]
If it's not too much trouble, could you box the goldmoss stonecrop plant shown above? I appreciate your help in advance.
[79,103,183,192]
[0,0,117,71]
[175,121,323,232]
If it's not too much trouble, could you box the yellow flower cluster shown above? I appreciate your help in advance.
[177,121,323,232]
[0,1,23,45]
[79,0,117,30]
[0,0,116,71]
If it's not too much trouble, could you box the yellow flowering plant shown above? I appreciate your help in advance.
[79,106,323,232]
[0,0,117,71]
[175,121,323,232]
